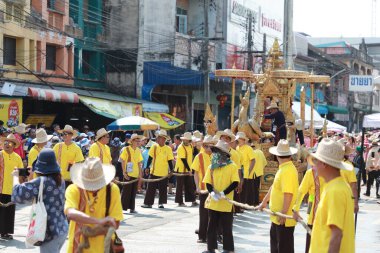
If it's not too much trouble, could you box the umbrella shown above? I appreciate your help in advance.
[107,116,159,131]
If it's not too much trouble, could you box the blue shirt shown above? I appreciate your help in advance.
[12,176,68,242]
[142,148,150,169]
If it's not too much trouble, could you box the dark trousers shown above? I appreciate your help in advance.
[175,175,196,203]
[0,194,15,234]
[296,130,305,145]
[207,210,234,251]
[361,168,367,184]
[305,225,313,253]
[253,176,261,206]
[198,193,209,241]
[121,177,138,211]
[233,190,242,213]
[270,223,295,253]
[366,171,380,195]
[241,178,254,205]
[144,175,168,205]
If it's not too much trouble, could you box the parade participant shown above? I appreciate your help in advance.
[202,140,240,253]
[119,134,144,213]
[65,157,123,253]
[353,146,366,186]
[170,134,181,195]
[141,140,154,191]
[141,130,174,208]
[308,138,355,253]
[216,129,241,169]
[236,132,256,205]
[13,123,28,159]
[0,134,23,239]
[264,102,287,145]
[192,135,216,243]
[175,132,196,207]
[364,140,380,197]
[53,125,84,188]
[12,149,68,253]
[258,139,298,253]
[89,128,112,164]
[28,128,53,179]
[251,143,267,206]
[193,130,204,157]
[110,137,123,183]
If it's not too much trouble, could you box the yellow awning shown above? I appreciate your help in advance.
[80,96,142,119]
[144,112,185,130]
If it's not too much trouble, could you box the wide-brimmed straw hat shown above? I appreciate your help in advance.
[337,139,355,156]
[61,125,78,139]
[14,123,29,134]
[308,138,352,171]
[180,132,193,141]
[269,139,298,156]
[70,157,116,191]
[32,128,53,144]
[267,102,279,110]
[236,132,249,141]
[203,135,217,145]
[216,129,236,140]
[1,133,20,148]
[192,130,203,142]
[211,140,230,156]
[129,133,144,143]
[95,128,111,141]
[155,129,170,140]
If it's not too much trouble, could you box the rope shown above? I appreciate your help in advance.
[0,201,15,207]
[113,172,193,185]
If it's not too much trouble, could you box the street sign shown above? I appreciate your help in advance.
[1,82,16,96]
[349,75,373,92]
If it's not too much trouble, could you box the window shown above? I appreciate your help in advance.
[3,37,16,65]
[82,50,91,74]
[4,3,23,23]
[47,0,56,9]
[46,45,56,70]
[176,7,188,34]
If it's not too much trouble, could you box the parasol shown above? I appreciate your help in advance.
[107,116,159,131]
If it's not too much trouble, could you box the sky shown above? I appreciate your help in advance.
[293,0,376,37]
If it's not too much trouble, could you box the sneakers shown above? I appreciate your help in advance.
[141,204,152,208]
[130,210,138,213]
[158,204,165,209]
[0,234,13,240]
[363,193,370,197]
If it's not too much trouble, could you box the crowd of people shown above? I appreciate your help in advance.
[0,119,379,253]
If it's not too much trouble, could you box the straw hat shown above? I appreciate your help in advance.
[155,129,170,140]
[32,128,53,144]
[308,138,352,171]
[372,139,379,146]
[61,125,78,139]
[70,157,116,191]
[95,128,111,141]
[236,132,249,141]
[180,132,193,141]
[192,130,203,142]
[203,135,217,145]
[211,140,230,156]
[267,102,279,110]
[1,133,20,148]
[269,139,298,156]
[337,139,355,156]
[129,133,144,143]
[14,123,29,134]
[216,129,236,140]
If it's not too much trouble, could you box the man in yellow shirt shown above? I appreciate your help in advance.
[259,139,298,253]
[28,128,52,180]
[202,140,240,253]
[308,138,355,253]
[119,134,143,213]
[252,143,268,205]
[65,157,123,253]
[89,128,112,164]
[0,134,23,239]
[175,132,196,207]
[53,125,84,188]
[141,130,174,208]
[191,135,216,243]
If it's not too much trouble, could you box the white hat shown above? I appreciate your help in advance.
[155,129,170,140]
[211,140,230,156]
[70,157,116,191]
[216,129,236,140]
[79,133,88,138]
[180,132,193,141]
[236,132,249,141]
[269,139,298,156]
[95,128,111,141]
[308,138,353,171]
[61,125,78,139]
[203,135,217,145]
[267,102,279,110]
[129,133,144,143]
[14,123,30,134]
[32,128,53,144]
[192,130,203,142]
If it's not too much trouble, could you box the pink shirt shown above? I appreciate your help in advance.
[14,133,25,159]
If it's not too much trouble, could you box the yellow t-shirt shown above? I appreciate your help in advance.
[175,143,193,173]
[148,144,174,177]
[28,145,42,167]
[191,152,212,190]
[119,146,143,178]
[341,160,357,184]
[89,142,112,164]
[309,177,355,253]
[64,183,124,253]
[54,142,85,181]
[229,148,241,170]
[269,161,299,227]
[203,163,240,212]
[237,144,255,179]
[293,169,325,225]
[0,150,23,195]
[252,149,267,177]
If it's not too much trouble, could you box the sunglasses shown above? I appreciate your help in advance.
[4,141,15,146]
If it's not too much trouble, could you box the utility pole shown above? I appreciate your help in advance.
[262,33,267,71]
[283,0,294,68]
[202,0,210,103]
[247,12,254,71]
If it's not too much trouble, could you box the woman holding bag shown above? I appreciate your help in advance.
[12,148,68,253]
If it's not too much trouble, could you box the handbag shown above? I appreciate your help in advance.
[25,177,47,248]
[106,184,125,253]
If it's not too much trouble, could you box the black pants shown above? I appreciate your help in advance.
[296,130,305,145]
[253,176,261,206]
[0,194,15,234]
[144,175,168,205]
[242,178,254,205]
[175,175,196,203]
[305,224,313,253]
[361,168,367,184]
[121,177,138,211]
[270,223,295,253]
[198,193,209,241]
[233,190,242,213]
[207,210,234,251]
[366,171,380,195]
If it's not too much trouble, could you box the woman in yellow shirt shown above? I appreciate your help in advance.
[28,128,52,180]
[89,128,112,164]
